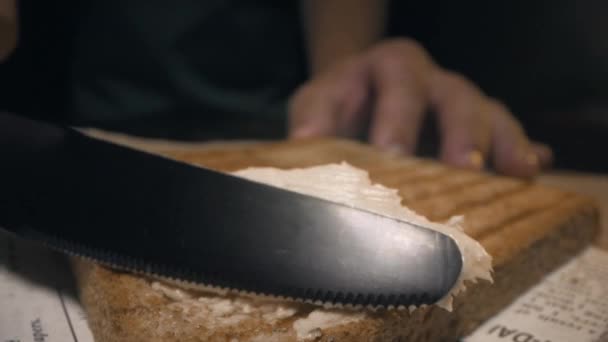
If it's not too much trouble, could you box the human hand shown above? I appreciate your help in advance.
[288,39,552,177]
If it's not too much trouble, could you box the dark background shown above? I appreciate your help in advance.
[1,1,607,172]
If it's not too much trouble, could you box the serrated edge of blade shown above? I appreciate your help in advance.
[20,229,429,311]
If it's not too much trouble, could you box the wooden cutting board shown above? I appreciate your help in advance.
[74,135,599,341]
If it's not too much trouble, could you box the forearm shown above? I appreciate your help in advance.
[0,0,17,61]
[300,0,387,75]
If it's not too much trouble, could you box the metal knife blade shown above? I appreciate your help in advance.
[0,112,462,308]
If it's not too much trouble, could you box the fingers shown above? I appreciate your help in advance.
[368,68,427,154]
[288,61,370,139]
[430,71,492,170]
[367,41,431,154]
[429,70,549,177]
[288,83,341,139]
[288,37,552,178]
[488,105,546,177]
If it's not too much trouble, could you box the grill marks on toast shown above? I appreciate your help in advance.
[372,164,446,188]
[461,187,570,239]
[479,196,596,266]
[394,171,486,203]
[189,140,577,263]
[408,178,526,220]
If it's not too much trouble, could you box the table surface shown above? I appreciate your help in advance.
[539,171,608,249]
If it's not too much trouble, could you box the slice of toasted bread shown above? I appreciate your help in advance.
[73,137,598,341]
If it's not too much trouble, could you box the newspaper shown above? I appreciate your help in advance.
[0,231,94,342]
[466,247,608,342]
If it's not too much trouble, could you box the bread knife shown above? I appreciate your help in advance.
[0,112,462,309]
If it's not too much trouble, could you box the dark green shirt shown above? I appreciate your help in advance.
[69,1,306,125]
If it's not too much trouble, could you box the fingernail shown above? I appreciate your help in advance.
[467,150,485,170]
[446,150,485,170]
[524,151,539,167]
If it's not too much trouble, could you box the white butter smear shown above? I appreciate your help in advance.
[150,162,492,340]
[292,310,366,340]
[151,281,299,328]
[233,162,493,311]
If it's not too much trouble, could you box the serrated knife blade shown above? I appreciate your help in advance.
[0,112,462,308]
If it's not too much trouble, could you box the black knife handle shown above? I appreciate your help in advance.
[0,112,66,152]
[0,112,66,233]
